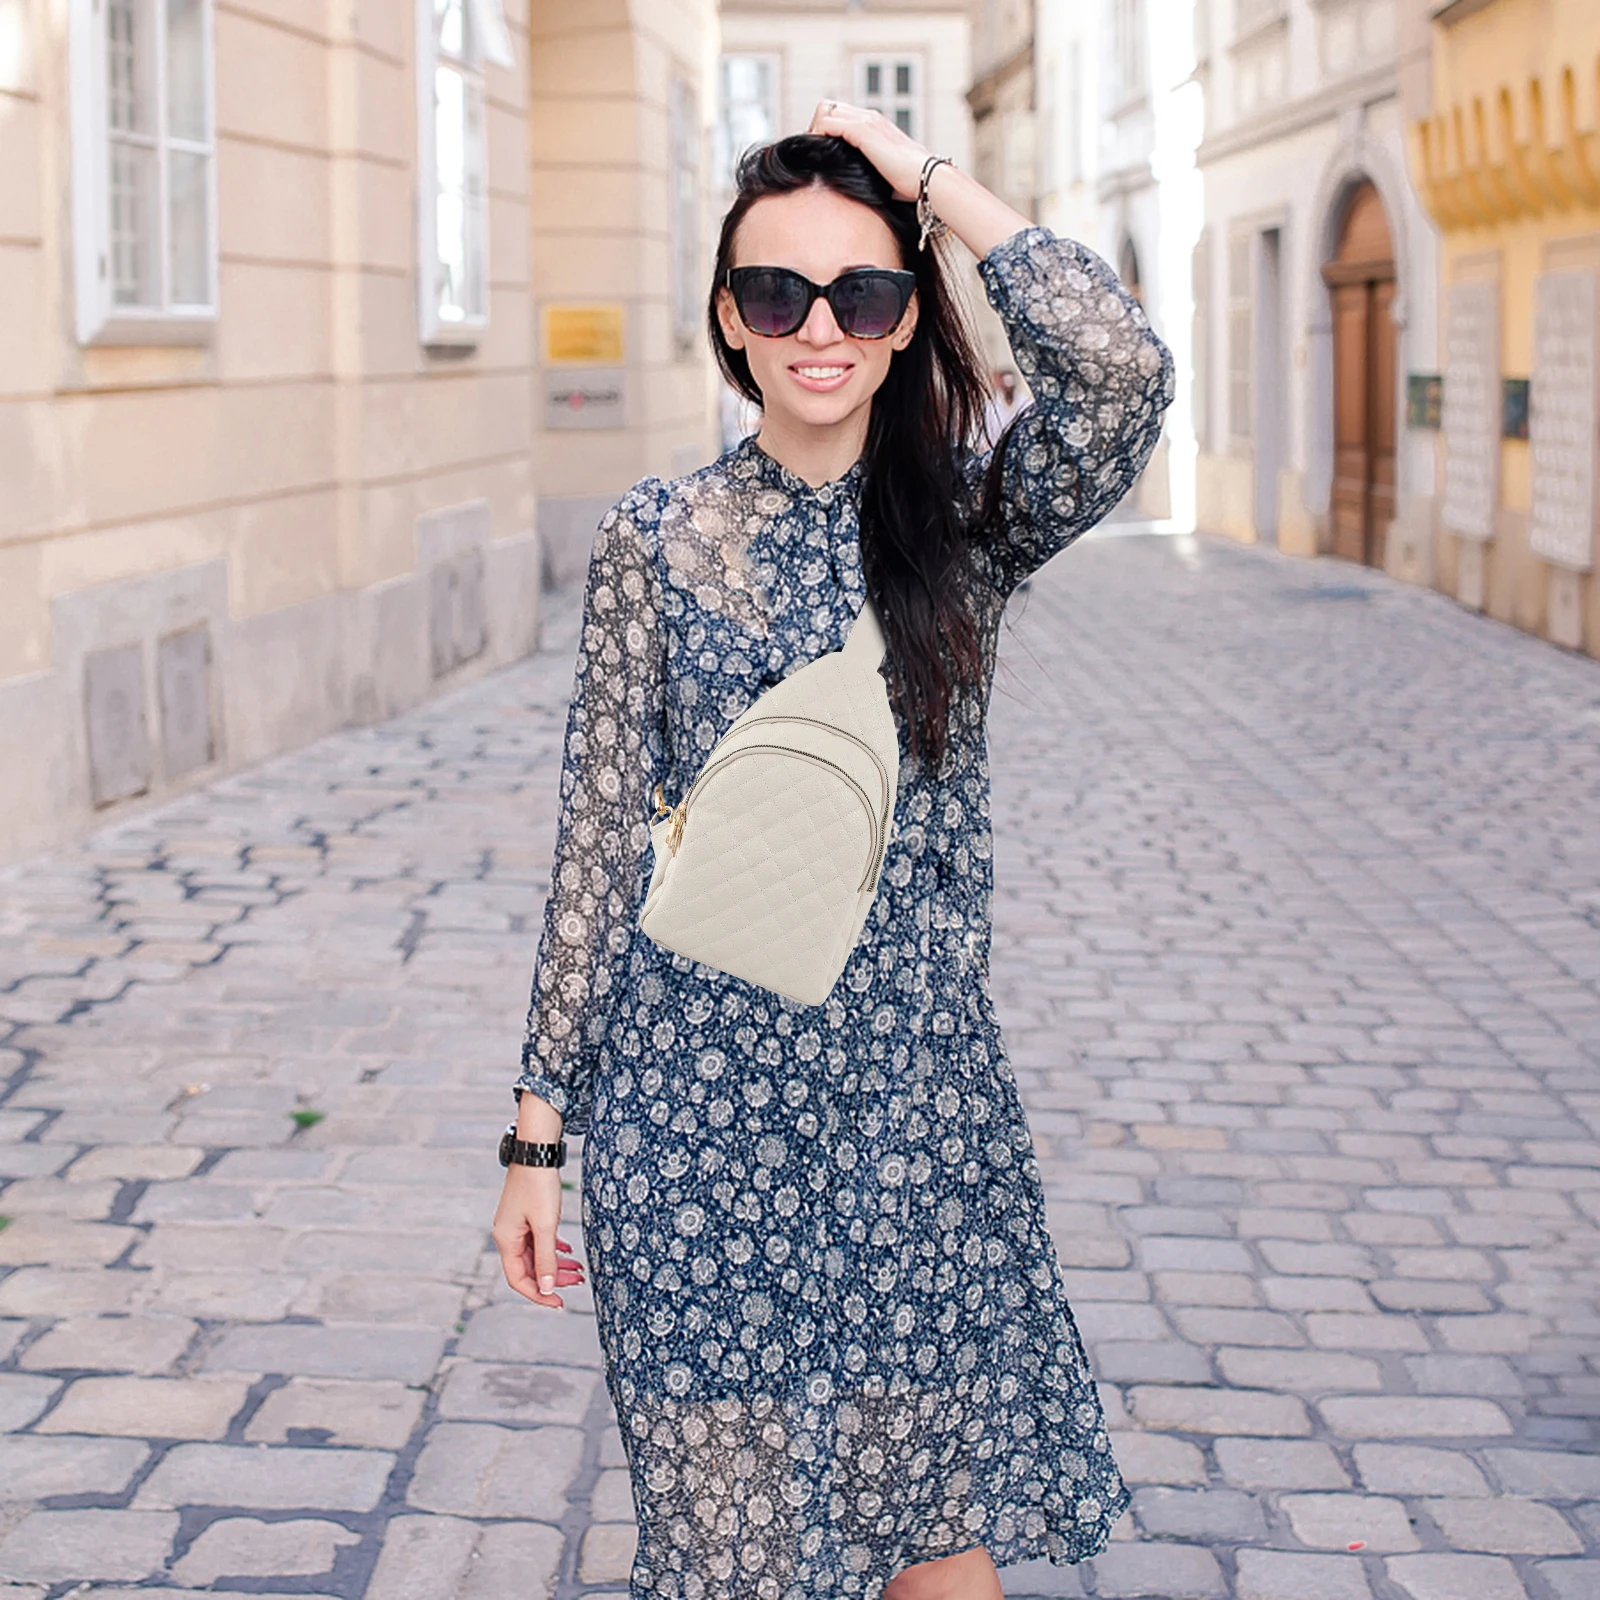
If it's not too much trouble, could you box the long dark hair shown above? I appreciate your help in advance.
[708,135,1009,769]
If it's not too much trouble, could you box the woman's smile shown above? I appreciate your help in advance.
[788,359,855,392]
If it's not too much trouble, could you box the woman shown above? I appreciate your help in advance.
[493,104,1173,1600]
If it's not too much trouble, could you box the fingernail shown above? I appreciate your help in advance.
[539,1276,554,1294]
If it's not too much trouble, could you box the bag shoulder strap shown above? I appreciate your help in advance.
[841,596,887,668]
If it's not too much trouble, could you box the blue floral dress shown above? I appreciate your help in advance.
[517,226,1174,1599]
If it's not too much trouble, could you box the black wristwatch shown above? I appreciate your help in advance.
[499,1123,567,1169]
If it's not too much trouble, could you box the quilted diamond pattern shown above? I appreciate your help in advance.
[644,755,874,1003]
[639,602,899,1005]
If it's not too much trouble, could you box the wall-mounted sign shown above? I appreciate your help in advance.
[1406,373,1442,429]
[544,367,626,430]
[1501,377,1530,440]
[542,304,625,365]
[1442,280,1499,541]
[1529,267,1598,572]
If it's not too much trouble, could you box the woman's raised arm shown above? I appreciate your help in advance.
[802,101,1174,595]
[974,227,1175,595]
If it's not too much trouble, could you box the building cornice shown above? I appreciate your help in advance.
[1409,52,1600,232]
[1197,61,1397,167]
[1230,11,1288,55]
[966,38,1034,118]
[721,1,970,14]
[1097,160,1157,203]
[1429,0,1499,25]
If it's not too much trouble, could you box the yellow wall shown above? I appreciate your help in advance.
[1407,0,1600,654]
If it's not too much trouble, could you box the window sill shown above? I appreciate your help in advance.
[423,320,485,356]
[82,313,215,349]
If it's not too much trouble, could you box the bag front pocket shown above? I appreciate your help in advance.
[641,746,880,1005]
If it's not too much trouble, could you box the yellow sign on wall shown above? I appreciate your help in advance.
[543,304,626,365]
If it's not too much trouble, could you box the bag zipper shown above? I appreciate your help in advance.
[721,713,893,888]
[668,742,883,893]
[733,712,892,817]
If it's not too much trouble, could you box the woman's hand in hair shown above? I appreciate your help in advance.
[808,101,1035,262]
[806,100,930,202]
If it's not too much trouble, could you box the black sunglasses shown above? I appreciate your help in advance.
[723,265,916,340]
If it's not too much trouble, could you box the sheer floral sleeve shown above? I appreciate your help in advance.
[972,226,1175,597]
[516,483,666,1133]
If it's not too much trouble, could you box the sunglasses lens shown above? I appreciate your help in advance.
[736,269,811,336]
[831,273,906,338]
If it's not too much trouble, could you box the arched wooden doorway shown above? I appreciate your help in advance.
[1321,183,1397,567]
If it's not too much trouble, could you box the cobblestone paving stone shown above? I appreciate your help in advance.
[0,532,1597,1599]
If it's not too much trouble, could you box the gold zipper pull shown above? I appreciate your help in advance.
[668,801,687,855]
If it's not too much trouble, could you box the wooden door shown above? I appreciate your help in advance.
[1330,283,1372,563]
[1322,183,1397,568]
[1367,276,1397,570]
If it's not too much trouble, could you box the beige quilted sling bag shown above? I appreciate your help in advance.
[640,599,899,1006]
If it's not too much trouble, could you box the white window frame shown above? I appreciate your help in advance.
[1110,0,1148,112]
[415,0,513,349]
[70,0,218,346]
[1036,59,1056,198]
[716,52,781,193]
[1066,39,1084,185]
[1228,230,1253,450]
[854,54,923,141]
[1192,230,1211,453]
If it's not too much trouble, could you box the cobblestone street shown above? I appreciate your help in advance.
[2,530,1598,1600]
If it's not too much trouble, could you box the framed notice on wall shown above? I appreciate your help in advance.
[541,303,627,430]
[1501,379,1530,441]
[1406,374,1442,429]
[542,304,626,365]
[1529,268,1598,572]
[544,369,626,431]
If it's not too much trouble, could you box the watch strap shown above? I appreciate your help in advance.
[500,1123,567,1169]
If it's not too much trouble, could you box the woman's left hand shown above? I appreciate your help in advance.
[807,100,929,201]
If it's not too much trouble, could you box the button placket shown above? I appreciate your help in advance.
[817,494,841,588]
[832,507,864,607]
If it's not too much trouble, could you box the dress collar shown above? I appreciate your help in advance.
[734,432,865,501]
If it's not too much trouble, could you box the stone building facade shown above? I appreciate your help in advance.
[967,0,1034,221]
[1191,0,1442,571]
[531,0,722,588]
[0,0,719,866]
[1402,0,1600,657]
[718,0,972,173]
[1031,0,1197,521]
